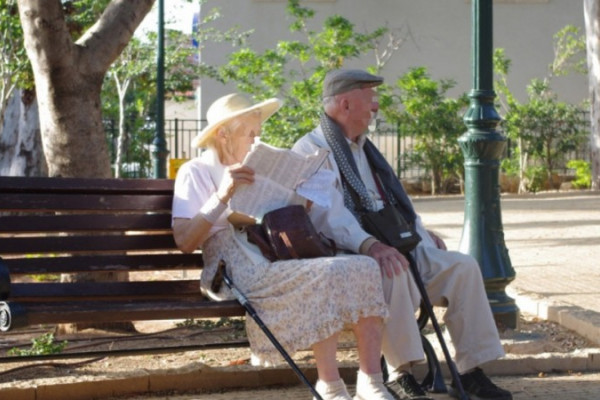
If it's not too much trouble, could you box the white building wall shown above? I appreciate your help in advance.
[191,0,586,120]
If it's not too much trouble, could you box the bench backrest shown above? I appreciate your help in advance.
[0,176,202,302]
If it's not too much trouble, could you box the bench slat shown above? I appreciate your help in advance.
[0,214,172,233]
[0,176,174,195]
[3,254,202,275]
[6,299,245,325]
[10,280,203,301]
[0,233,177,254]
[1,193,173,212]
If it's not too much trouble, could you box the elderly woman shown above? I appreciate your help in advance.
[171,93,395,400]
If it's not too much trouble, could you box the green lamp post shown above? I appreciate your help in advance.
[152,0,168,179]
[459,0,519,328]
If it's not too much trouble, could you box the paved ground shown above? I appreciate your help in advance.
[109,191,600,400]
[416,190,600,345]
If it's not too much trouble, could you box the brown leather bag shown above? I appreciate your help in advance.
[246,205,336,261]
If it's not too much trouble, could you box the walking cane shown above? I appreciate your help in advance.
[405,253,468,400]
[212,260,324,400]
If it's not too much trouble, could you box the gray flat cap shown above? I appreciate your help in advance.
[322,69,384,97]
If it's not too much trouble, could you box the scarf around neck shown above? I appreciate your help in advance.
[320,113,417,224]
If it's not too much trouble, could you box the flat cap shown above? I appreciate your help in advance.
[322,69,384,97]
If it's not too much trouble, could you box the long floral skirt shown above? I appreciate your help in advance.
[201,228,388,366]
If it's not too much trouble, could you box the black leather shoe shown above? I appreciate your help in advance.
[449,368,512,400]
[385,373,433,400]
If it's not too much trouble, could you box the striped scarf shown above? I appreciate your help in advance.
[320,113,417,224]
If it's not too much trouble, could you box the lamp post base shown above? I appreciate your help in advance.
[487,285,519,329]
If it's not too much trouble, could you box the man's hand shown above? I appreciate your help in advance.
[428,230,447,250]
[366,241,409,279]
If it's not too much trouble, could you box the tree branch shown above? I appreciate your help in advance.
[77,0,155,74]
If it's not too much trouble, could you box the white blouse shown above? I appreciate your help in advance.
[171,149,230,238]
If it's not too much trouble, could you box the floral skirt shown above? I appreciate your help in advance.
[201,228,388,366]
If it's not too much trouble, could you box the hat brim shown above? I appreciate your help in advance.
[192,98,283,148]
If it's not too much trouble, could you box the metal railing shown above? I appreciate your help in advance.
[105,113,591,180]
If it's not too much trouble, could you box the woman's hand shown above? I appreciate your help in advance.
[217,164,256,204]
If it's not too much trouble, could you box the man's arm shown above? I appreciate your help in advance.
[294,130,409,277]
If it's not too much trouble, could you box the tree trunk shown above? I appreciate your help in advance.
[17,0,154,178]
[584,0,600,191]
[17,0,155,333]
[0,89,47,177]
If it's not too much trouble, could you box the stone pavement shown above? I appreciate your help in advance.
[415,190,600,345]
[105,191,600,400]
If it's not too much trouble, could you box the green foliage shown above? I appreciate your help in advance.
[549,25,587,78]
[8,333,68,356]
[0,0,33,109]
[567,159,591,189]
[379,67,469,194]
[0,0,109,102]
[523,165,548,193]
[102,2,252,175]
[208,0,389,148]
[103,30,177,177]
[31,274,60,282]
[64,0,112,39]
[500,146,521,178]
[494,25,588,193]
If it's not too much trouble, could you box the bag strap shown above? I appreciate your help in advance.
[340,173,369,216]
[371,170,391,205]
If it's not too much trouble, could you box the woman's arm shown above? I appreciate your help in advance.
[173,211,221,253]
[172,163,256,253]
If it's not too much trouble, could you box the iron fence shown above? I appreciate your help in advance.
[105,112,591,180]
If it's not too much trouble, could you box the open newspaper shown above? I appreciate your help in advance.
[229,141,329,219]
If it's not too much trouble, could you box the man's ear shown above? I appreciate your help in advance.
[340,98,350,111]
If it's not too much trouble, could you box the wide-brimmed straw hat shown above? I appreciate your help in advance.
[192,93,283,148]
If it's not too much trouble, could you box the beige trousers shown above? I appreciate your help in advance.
[381,244,505,374]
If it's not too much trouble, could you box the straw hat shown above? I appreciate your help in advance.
[192,93,283,148]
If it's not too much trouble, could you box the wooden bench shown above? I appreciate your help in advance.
[0,176,244,332]
[0,176,445,391]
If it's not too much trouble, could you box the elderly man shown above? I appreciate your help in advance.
[293,69,512,400]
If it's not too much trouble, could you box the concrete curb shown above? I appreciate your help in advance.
[509,288,600,347]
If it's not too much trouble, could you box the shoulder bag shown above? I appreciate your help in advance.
[345,172,421,255]
[246,205,336,261]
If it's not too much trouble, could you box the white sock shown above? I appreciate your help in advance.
[315,378,352,400]
[355,370,395,400]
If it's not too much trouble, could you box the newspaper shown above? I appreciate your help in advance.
[229,141,329,219]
